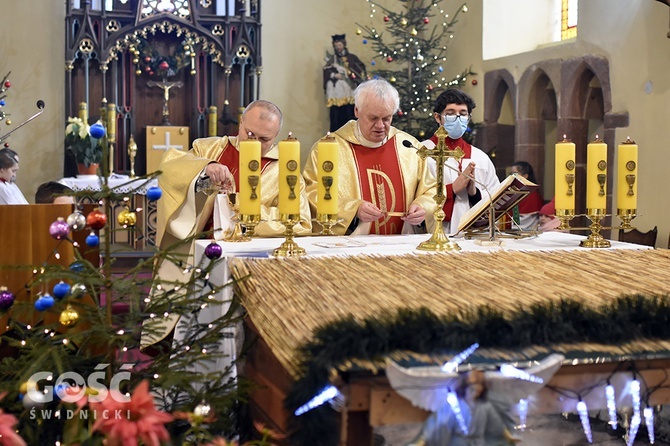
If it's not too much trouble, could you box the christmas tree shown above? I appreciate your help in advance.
[356,0,476,139]
[0,96,274,445]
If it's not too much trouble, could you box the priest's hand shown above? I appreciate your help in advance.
[357,200,385,222]
[402,203,425,225]
[205,162,235,192]
[452,162,476,195]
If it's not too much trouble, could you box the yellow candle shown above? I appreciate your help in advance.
[617,137,638,211]
[278,134,301,216]
[555,136,576,211]
[208,105,217,137]
[316,134,339,215]
[78,102,88,122]
[586,137,608,211]
[107,103,116,142]
[239,137,261,215]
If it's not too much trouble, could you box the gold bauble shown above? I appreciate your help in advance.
[117,207,137,227]
[59,305,79,327]
[411,28,418,36]
[356,28,362,35]
[419,130,425,138]
[5,119,11,125]
[135,69,142,75]
[390,77,396,83]
[400,18,408,26]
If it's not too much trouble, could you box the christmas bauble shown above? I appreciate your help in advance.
[356,28,362,35]
[70,283,87,299]
[69,261,85,272]
[370,60,376,66]
[411,28,418,36]
[86,209,107,230]
[438,66,444,72]
[472,79,478,86]
[159,61,169,70]
[86,232,100,247]
[390,77,396,83]
[400,18,408,26]
[136,69,142,75]
[3,80,10,88]
[53,281,71,300]
[383,16,390,22]
[22,391,46,409]
[204,242,223,259]
[0,99,5,106]
[67,211,87,231]
[34,294,55,311]
[5,120,10,125]
[386,56,393,62]
[362,39,368,44]
[89,122,106,139]
[423,17,430,24]
[50,218,71,240]
[144,56,151,62]
[0,287,15,310]
[194,401,211,417]
[117,208,137,227]
[147,186,163,201]
[3,142,8,148]
[59,304,79,327]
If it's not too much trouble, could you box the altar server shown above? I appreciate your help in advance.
[0,148,28,205]
[304,78,437,235]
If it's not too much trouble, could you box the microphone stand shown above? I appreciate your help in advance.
[0,100,45,143]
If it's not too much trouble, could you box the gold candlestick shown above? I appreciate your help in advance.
[273,214,305,258]
[220,193,250,242]
[555,208,574,231]
[579,208,611,248]
[316,213,339,235]
[240,213,261,237]
[415,126,463,252]
[617,208,637,230]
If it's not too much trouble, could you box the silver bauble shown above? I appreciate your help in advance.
[66,211,87,231]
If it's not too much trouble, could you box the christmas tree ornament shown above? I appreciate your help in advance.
[384,16,390,22]
[5,119,10,125]
[34,294,55,311]
[411,28,418,36]
[400,17,408,26]
[89,121,106,139]
[159,61,170,70]
[204,242,223,259]
[49,218,71,240]
[471,79,478,86]
[52,281,71,300]
[147,186,163,201]
[0,287,15,310]
[3,80,10,88]
[117,207,138,227]
[423,17,430,24]
[59,304,79,327]
[194,401,211,417]
[86,209,107,229]
[70,283,87,299]
[438,66,444,72]
[22,391,46,409]
[356,28,362,35]
[419,130,425,138]
[67,210,87,231]
[19,382,29,395]
[386,56,393,62]
[3,142,8,148]
[0,99,5,106]
[86,232,100,247]
[362,39,368,44]
[69,261,85,272]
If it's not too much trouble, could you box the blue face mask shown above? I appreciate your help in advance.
[442,116,468,139]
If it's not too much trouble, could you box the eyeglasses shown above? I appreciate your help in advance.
[442,113,470,123]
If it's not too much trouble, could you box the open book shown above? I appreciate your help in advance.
[456,173,539,233]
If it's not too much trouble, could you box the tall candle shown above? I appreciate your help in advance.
[586,137,608,211]
[238,137,261,215]
[617,137,638,211]
[208,105,217,137]
[78,101,88,122]
[106,103,116,142]
[555,136,576,211]
[278,134,301,216]
[316,134,339,215]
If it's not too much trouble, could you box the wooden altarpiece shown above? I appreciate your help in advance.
[64,0,262,177]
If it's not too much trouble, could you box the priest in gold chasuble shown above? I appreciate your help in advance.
[143,100,311,348]
[305,79,437,235]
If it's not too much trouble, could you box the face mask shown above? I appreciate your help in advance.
[443,116,468,139]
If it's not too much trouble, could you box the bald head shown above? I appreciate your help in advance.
[239,100,283,155]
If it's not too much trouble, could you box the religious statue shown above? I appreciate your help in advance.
[323,34,367,132]
[147,79,183,126]
[386,353,564,446]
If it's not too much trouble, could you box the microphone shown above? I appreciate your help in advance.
[0,100,46,142]
[403,139,498,241]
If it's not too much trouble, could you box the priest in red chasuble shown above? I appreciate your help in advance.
[304,79,437,235]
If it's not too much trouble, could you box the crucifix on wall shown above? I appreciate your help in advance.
[147,79,184,126]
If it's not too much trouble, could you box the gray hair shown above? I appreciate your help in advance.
[243,100,283,129]
[354,79,400,113]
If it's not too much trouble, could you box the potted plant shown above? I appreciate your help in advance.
[65,116,103,175]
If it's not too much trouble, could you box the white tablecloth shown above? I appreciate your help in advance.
[60,174,158,194]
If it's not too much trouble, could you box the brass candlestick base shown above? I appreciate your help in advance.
[240,213,261,237]
[580,209,611,248]
[417,207,461,252]
[317,213,339,235]
[617,208,637,230]
[555,208,575,231]
[273,214,305,258]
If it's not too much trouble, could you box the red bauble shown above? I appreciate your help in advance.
[384,16,390,22]
[3,142,9,148]
[386,56,393,62]
[471,79,478,86]
[86,209,107,230]
[159,61,169,70]
[145,66,152,72]
[397,110,404,116]
[3,81,10,88]
[428,85,434,91]
[144,56,151,62]
[423,17,430,24]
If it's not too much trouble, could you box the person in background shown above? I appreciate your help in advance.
[0,148,28,204]
[35,181,75,205]
[304,78,437,235]
[510,161,543,230]
[422,89,499,234]
[538,198,560,232]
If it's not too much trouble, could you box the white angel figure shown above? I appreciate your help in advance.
[386,353,565,446]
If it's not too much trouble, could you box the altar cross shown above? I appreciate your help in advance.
[147,79,183,126]
[152,130,184,152]
[416,126,465,206]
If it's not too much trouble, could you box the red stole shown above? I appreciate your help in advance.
[428,135,473,222]
[350,138,406,235]
[216,141,274,187]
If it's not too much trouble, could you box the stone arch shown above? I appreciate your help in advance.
[480,69,516,179]
[516,61,561,197]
